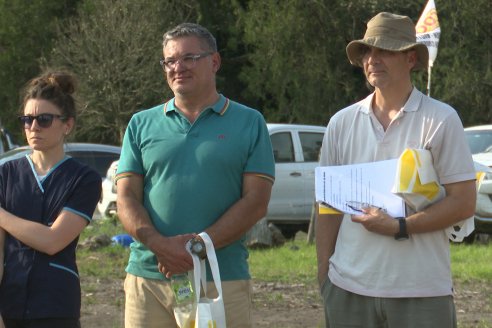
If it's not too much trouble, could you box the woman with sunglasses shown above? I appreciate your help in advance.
[0,71,101,328]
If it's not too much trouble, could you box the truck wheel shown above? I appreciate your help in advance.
[462,231,476,244]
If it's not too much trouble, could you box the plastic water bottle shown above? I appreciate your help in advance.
[171,273,195,326]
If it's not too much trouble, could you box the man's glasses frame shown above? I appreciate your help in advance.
[160,52,213,72]
[19,113,66,129]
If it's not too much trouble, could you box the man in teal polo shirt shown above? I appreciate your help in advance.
[116,22,275,328]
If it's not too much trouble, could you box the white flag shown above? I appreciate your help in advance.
[416,0,440,67]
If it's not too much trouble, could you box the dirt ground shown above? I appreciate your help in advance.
[80,276,492,328]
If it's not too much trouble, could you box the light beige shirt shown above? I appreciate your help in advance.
[320,87,475,297]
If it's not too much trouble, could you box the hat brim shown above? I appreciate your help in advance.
[346,37,429,71]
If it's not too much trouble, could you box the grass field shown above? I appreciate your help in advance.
[78,218,492,282]
[451,242,492,281]
[77,218,492,327]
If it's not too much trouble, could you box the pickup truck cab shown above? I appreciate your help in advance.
[266,124,325,238]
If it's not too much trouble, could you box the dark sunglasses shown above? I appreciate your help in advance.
[18,113,66,129]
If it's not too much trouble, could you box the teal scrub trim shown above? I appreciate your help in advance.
[25,155,71,192]
[49,262,79,278]
[63,207,92,222]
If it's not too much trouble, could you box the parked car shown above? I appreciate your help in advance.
[0,143,121,177]
[465,125,492,238]
[98,160,119,216]
[0,143,121,217]
[465,124,492,154]
[98,124,326,237]
[266,124,325,237]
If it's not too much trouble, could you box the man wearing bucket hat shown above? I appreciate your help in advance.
[316,12,476,327]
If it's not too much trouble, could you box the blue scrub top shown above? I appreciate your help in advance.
[0,155,101,319]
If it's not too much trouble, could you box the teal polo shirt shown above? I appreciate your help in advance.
[117,94,275,281]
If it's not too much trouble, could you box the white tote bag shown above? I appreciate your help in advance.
[190,232,227,328]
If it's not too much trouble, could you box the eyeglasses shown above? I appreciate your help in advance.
[159,52,213,72]
[19,113,66,129]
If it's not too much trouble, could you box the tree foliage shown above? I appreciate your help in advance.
[46,0,198,144]
[239,0,491,127]
[239,0,428,125]
[429,0,492,126]
[0,0,490,146]
[0,0,79,139]
[195,0,252,108]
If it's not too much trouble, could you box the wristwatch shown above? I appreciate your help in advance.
[189,236,207,259]
[394,217,409,241]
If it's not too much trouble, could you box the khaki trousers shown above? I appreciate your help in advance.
[124,273,253,328]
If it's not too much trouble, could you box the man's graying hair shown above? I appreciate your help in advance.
[163,23,217,52]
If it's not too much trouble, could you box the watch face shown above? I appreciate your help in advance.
[192,242,204,253]
[190,238,207,258]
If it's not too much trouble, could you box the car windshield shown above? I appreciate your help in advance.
[465,130,492,154]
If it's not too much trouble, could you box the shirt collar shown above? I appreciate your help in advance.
[358,86,423,114]
[163,94,230,116]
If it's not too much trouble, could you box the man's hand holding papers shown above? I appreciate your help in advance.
[315,159,406,218]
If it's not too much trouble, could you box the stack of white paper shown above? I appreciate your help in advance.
[315,159,406,217]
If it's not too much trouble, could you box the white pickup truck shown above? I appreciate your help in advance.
[265,123,325,238]
[98,123,326,239]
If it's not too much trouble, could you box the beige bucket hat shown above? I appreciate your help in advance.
[346,12,429,71]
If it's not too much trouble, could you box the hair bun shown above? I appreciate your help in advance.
[22,70,78,121]
[46,72,76,95]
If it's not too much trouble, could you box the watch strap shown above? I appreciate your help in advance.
[394,217,409,240]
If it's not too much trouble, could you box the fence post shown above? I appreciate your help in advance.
[307,201,316,244]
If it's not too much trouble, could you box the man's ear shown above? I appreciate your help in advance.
[407,50,418,70]
[212,52,221,73]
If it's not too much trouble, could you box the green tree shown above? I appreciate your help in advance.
[0,0,80,140]
[239,0,380,125]
[196,0,252,107]
[4,0,490,143]
[429,0,492,126]
[46,0,198,144]
[238,0,492,127]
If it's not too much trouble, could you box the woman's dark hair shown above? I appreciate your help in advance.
[21,71,77,120]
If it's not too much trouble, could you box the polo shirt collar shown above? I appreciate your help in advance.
[359,86,423,114]
[163,94,230,116]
